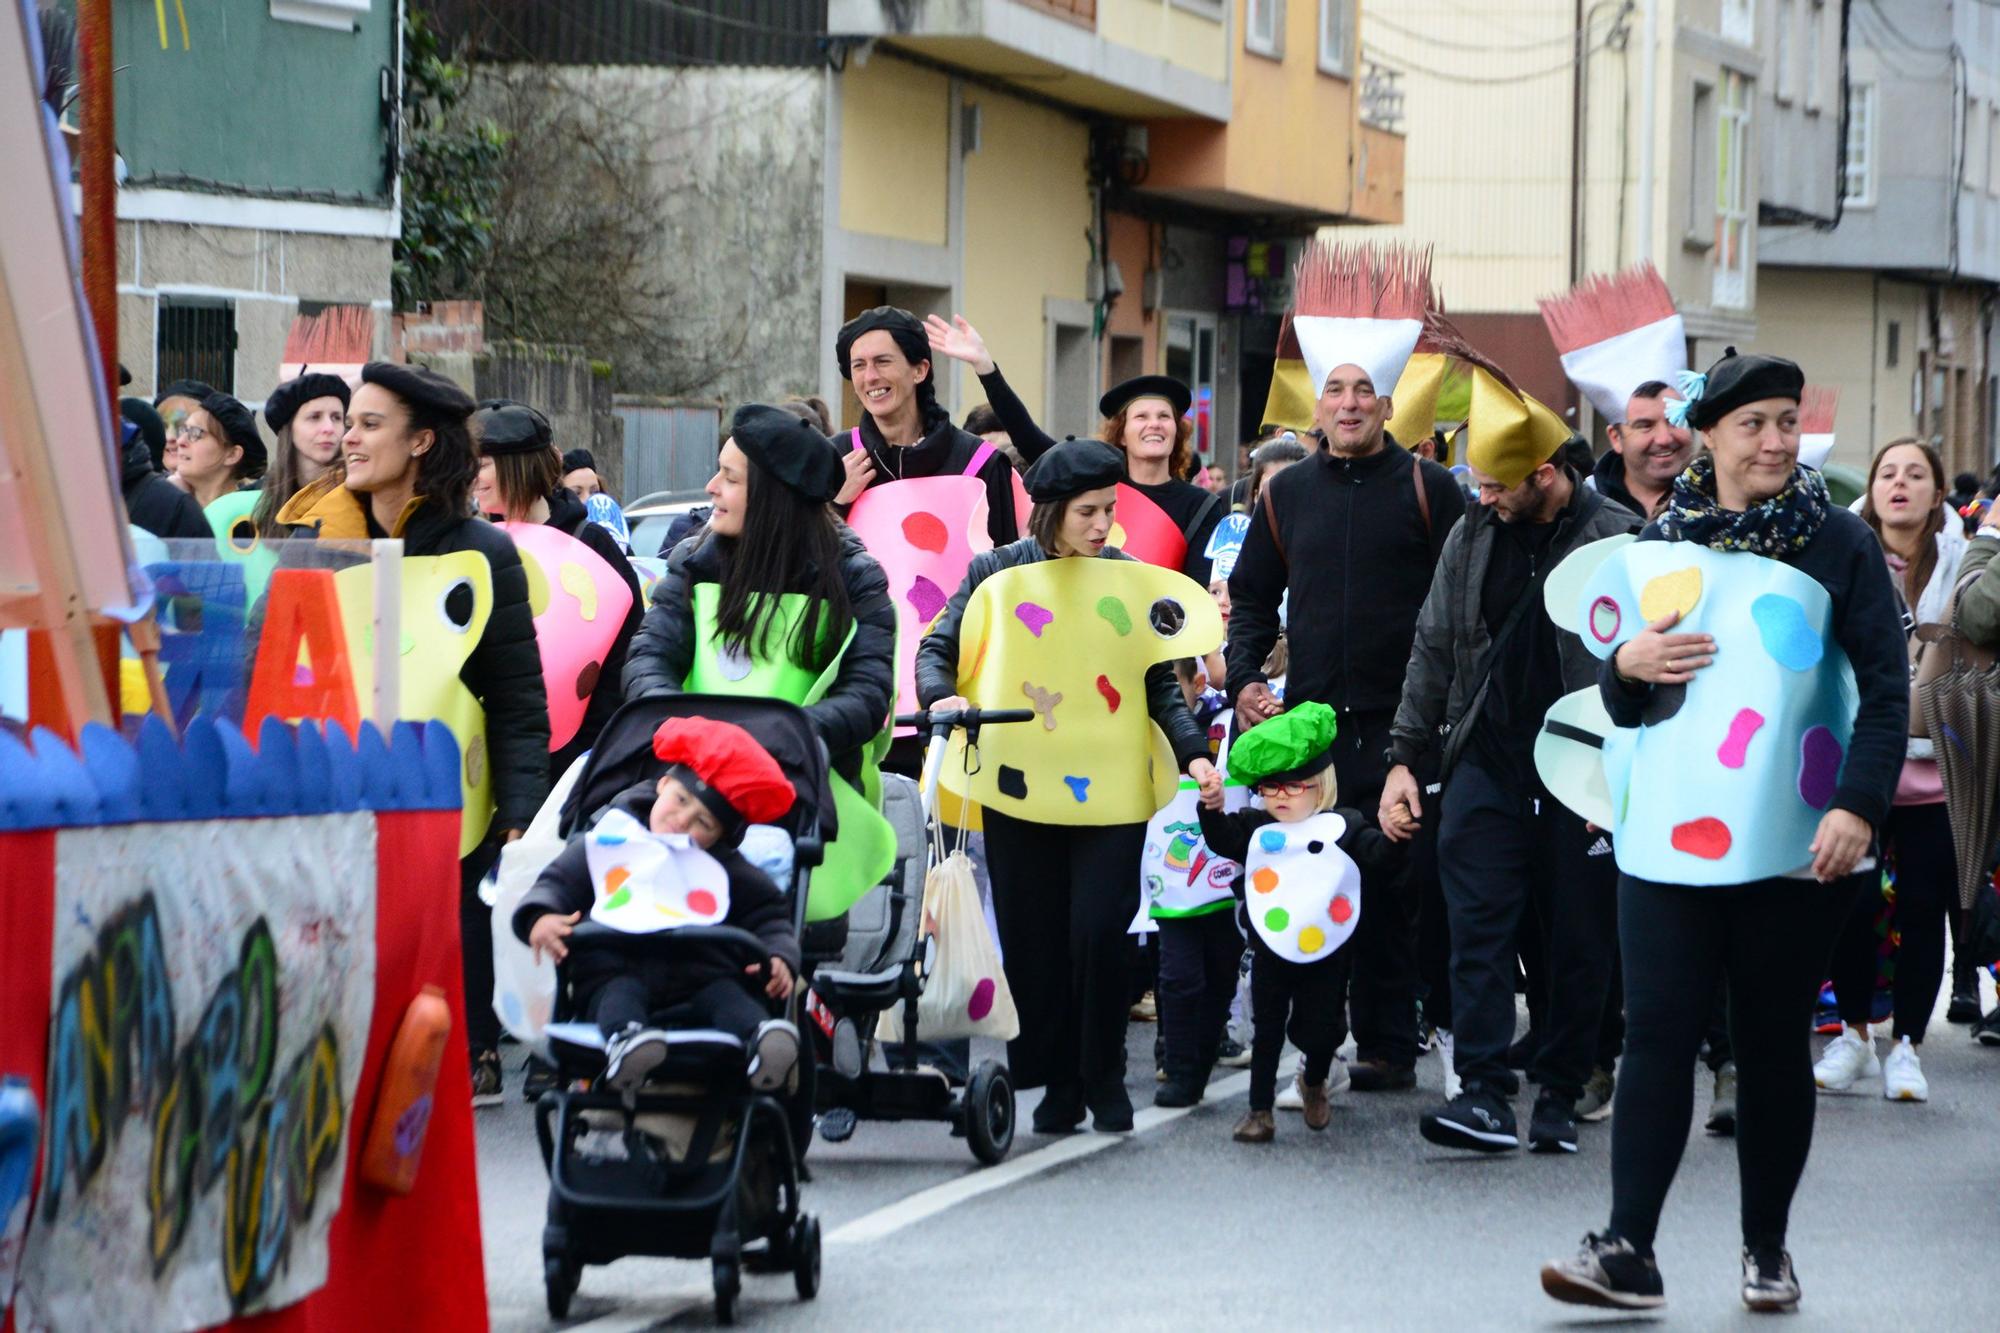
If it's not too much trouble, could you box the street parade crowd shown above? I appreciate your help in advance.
[112,242,2000,1317]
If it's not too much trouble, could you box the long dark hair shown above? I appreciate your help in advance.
[408,401,479,517]
[1860,436,1947,605]
[713,457,854,670]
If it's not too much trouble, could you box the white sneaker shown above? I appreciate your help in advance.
[1438,1030,1462,1101]
[1882,1036,1929,1102]
[1275,1060,1307,1111]
[1326,1055,1351,1096]
[1812,1028,1879,1092]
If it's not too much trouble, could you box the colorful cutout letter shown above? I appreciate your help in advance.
[244,568,360,740]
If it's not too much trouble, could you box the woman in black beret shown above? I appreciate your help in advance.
[1541,349,1906,1315]
[253,372,351,538]
[914,439,1217,1135]
[472,398,644,779]
[277,361,550,1105]
[171,390,268,516]
[925,312,1225,583]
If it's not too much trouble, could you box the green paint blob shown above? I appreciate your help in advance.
[1264,907,1289,932]
[604,887,632,911]
[1096,596,1132,636]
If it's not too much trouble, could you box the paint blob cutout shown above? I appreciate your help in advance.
[715,643,754,681]
[1250,866,1280,894]
[901,511,949,555]
[1023,681,1063,730]
[1307,840,1325,854]
[1297,926,1326,954]
[1063,775,1091,802]
[575,660,601,700]
[1717,707,1765,769]
[1264,907,1290,932]
[687,888,718,916]
[996,765,1029,800]
[1752,594,1824,671]
[967,976,996,1022]
[1798,725,1843,810]
[1258,828,1287,853]
[1670,817,1732,860]
[1096,674,1121,712]
[1014,601,1055,637]
[1588,596,1622,644]
[559,561,599,621]
[1096,596,1133,636]
[907,574,948,625]
[1329,894,1354,925]
[1638,566,1703,624]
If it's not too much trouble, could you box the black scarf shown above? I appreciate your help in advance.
[1655,456,1829,556]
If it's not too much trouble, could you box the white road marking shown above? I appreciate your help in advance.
[825,1071,1251,1246]
[552,1290,710,1332]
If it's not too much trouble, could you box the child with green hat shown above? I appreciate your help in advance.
[1198,701,1393,1143]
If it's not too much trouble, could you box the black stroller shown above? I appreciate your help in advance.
[804,706,1033,1166]
[535,694,830,1323]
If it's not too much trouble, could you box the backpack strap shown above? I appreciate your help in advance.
[849,427,865,453]
[1411,454,1432,539]
[1260,485,1287,566]
[963,441,997,477]
[1181,490,1223,550]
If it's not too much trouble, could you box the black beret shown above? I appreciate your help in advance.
[199,391,267,476]
[121,397,166,470]
[835,305,930,380]
[1023,437,1125,504]
[471,399,554,455]
[359,361,476,421]
[154,378,214,408]
[118,363,132,387]
[1686,347,1805,431]
[561,448,597,474]
[729,403,844,503]
[263,372,351,434]
[1099,374,1192,421]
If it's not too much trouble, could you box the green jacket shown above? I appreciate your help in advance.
[1957,534,2000,647]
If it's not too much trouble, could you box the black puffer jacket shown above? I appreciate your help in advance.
[120,422,210,541]
[621,525,896,784]
[913,537,1210,771]
[544,487,645,778]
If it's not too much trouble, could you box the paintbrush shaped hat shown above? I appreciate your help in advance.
[1538,262,1686,424]
[1288,242,1431,400]
[1796,385,1839,470]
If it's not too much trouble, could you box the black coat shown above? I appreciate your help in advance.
[913,537,1211,771]
[839,406,1021,548]
[621,525,897,783]
[512,781,801,999]
[544,487,645,777]
[120,424,210,541]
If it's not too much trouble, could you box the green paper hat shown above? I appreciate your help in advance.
[1230,702,1338,787]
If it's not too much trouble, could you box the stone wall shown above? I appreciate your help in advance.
[474,345,626,499]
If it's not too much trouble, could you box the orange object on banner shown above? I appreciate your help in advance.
[24,624,120,742]
[1111,483,1187,570]
[359,985,452,1196]
[243,568,360,740]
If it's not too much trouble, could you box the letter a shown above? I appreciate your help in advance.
[243,569,359,739]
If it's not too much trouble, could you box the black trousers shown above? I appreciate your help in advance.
[1831,802,1956,1043]
[1438,759,1617,1100]
[1157,910,1243,1080]
[1608,871,1863,1253]
[1412,776,1453,1032]
[1249,939,1351,1110]
[982,810,1144,1091]
[461,838,503,1054]
[1333,708,1419,1068]
[585,970,768,1043]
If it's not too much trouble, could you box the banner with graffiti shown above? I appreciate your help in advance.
[15,812,377,1331]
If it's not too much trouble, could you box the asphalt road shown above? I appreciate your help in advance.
[480,990,2000,1332]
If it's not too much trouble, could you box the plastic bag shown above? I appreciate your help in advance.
[487,753,588,1054]
[877,847,1019,1043]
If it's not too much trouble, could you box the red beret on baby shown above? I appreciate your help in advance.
[651,717,797,826]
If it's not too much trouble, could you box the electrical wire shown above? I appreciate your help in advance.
[1363,4,1626,55]
[1363,33,1617,86]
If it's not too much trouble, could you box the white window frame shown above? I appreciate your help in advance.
[1969,95,1985,190]
[1713,70,1752,309]
[1246,0,1285,59]
[1844,81,1877,207]
[271,0,369,32]
[1988,102,1999,196]
[1804,0,1825,113]
[1774,0,1796,104]
[1318,0,1352,78]
[1721,0,1756,48]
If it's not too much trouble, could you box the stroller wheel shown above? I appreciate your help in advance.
[816,1106,858,1143]
[713,1257,741,1325]
[544,1254,578,1319]
[964,1061,1015,1165]
[792,1214,822,1301]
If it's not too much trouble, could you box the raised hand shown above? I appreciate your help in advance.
[924,313,997,376]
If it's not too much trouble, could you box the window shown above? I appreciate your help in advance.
[157,299,236,393]
[1319,0,1351,77]
[1804,0,1825,112]
[1721,0,1755,47]
[270,0,369,31]
[1713,70,1751,308]
[1246,0,1285,58]
[1843,81,1876,206]
[1165,313,1218,457]
[1968,96,1984,190]
[1775,0,1796,104]
[1689,81,1718,243]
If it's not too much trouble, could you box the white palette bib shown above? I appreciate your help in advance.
[1243,811,1361,964]
[585,807,732,933]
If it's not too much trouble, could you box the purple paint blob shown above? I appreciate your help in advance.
[1014,601,1055,637]
[967,977,996,1022]
[1717,708,1765,769]
[1798,725,1843,811]
[908,574,947,625]
[392,1092,435,1158]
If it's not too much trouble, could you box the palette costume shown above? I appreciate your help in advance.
[1536,350,1907,1268]
[1195,704,1390,1119]
[914,439,1214,1130]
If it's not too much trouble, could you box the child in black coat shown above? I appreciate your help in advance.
[1198,702,1393,1142]
[515,716,803,1090]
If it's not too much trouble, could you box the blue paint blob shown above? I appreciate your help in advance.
[595,831,627,846]
[1257,828,1287,853]
[1063,776,1090,802]
[1751,594,1823,671]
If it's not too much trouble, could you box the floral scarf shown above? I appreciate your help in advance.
[1654,455,1829,556]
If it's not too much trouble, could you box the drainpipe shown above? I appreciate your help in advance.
[1635,0,1655,263]
[77,0,117,397]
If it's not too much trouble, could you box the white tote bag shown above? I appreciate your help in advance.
[878,826,1020,1043]
[487,753,589,1053]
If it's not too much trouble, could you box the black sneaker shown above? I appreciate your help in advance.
[1975,1008,2000,1046]
[521,1054,559,1102]
[1948,989,1982,1024]
[1419,1084,1518,1152]
[471,1048,504,1106]
[1087,1077,1135,1133]
[1348,1059,1417,1092]
[1528,1091,1579,1154]
[1741,1246,1800,1312]
[1032,1083,1086,1134]
[1540,1232,1666,1310]
[603,1025,669,1090]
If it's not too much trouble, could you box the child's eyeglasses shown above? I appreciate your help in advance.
[1255,779,1312,797]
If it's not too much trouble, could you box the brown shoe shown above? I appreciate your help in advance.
[1233,1109,1275,1143]
[1301,1078,1332,1130]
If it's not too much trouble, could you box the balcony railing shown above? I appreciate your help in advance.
[1015,0,1096,27]
[1361,59,1405,135]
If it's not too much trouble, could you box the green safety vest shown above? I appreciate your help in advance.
[685,584,895,921]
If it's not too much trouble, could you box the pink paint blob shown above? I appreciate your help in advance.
[908,574,947,625]
[1014,602,1054,637]
[687,889,718,916]
[901,511,949,554]
[967,976,996,1022]
[1717,707,1765,769]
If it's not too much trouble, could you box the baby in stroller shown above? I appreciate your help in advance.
[515,715,804,1092]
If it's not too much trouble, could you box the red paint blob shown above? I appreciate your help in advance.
[1096,674,1121,712]
[1670,818,1732,860]
[687,889,719,916]
[901,511,949,554]
[1328,894,1353,925]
